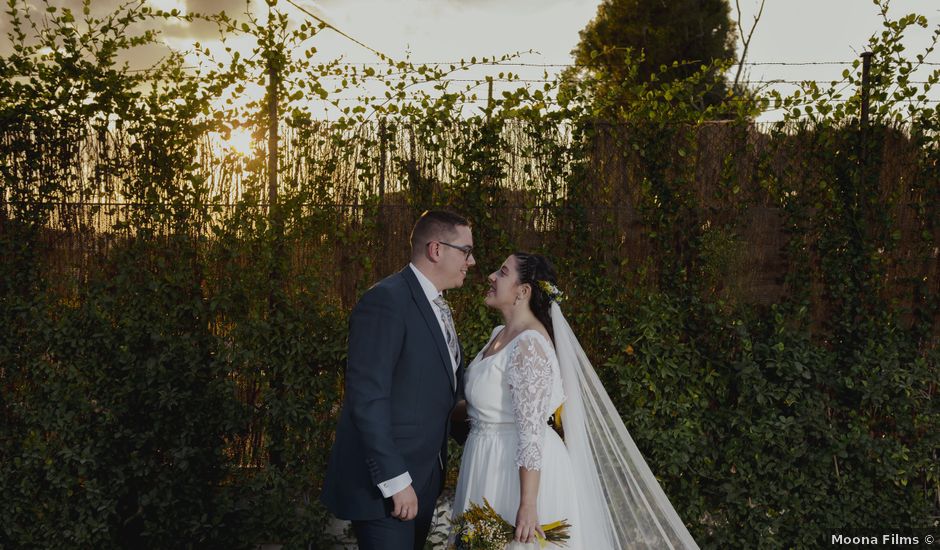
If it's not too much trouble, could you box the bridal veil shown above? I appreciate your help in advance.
[550,302,699,550]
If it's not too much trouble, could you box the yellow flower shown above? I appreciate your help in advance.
[451,499,570,549]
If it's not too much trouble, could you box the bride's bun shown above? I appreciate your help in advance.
[512,252,557,343]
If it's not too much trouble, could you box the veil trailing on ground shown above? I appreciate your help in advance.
[551,302,699,550]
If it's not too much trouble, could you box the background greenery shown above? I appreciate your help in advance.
[1,0,937,548]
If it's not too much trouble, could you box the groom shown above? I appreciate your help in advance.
[321,210,475,550]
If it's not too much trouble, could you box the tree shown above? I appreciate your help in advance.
[568,0,737,110]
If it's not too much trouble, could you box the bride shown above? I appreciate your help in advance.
[452,252,699,549]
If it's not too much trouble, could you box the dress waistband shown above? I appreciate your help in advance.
[468,418,516,435]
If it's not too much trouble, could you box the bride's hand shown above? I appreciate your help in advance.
[514,502,545,544]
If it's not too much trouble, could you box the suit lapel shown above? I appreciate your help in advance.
[401,267,457,391]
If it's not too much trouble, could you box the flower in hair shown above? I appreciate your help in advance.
[537,280,564,304]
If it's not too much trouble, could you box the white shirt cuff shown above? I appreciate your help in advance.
[378,471,412,498]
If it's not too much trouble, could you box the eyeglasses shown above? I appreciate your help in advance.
[430,241,474,260]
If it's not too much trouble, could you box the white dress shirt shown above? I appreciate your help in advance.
[410,263,459,375]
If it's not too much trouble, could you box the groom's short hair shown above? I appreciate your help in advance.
[410,210,471,253]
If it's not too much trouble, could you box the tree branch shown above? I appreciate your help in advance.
[733,0,765,93]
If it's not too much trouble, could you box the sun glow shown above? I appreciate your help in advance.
[223,128,255,156]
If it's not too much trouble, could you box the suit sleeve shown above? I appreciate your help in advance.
[346,285,408,486]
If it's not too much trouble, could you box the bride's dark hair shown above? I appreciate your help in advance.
[512,252,557,344]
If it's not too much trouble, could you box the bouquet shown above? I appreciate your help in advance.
[449,498,571,549]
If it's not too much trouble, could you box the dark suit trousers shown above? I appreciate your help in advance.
[352,464,443,550]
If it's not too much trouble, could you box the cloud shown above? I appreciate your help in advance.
[160,18,226,41]
[0,1,186,69]
[0,1,126,56]
[186,0,250,17]
[59,0,123,12]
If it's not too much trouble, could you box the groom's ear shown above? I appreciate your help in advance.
[425,241,440,262]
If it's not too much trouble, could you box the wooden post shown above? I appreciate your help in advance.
[486,79,494,123]
[379,118,387,203]
[859,51,874,184]
[267,49,279,210]
[266,4,285,471]
[860,51,873,133]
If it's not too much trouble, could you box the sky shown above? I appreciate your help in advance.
[303,0,939,120]
[309,0,938,69]
[3,0,938,122]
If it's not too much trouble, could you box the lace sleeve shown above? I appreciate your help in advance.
[506,332,554,471]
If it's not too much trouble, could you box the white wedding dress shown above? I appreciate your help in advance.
[452,304,701,550]
[452,327,582,549]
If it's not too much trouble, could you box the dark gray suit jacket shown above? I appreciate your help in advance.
[320,266,464,520]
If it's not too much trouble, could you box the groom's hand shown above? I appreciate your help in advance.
[391,485,418,521]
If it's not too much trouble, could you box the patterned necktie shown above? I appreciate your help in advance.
[433,295,459,368]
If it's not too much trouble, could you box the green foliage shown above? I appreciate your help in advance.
[1,238,240,548]
[206,209,348,547]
